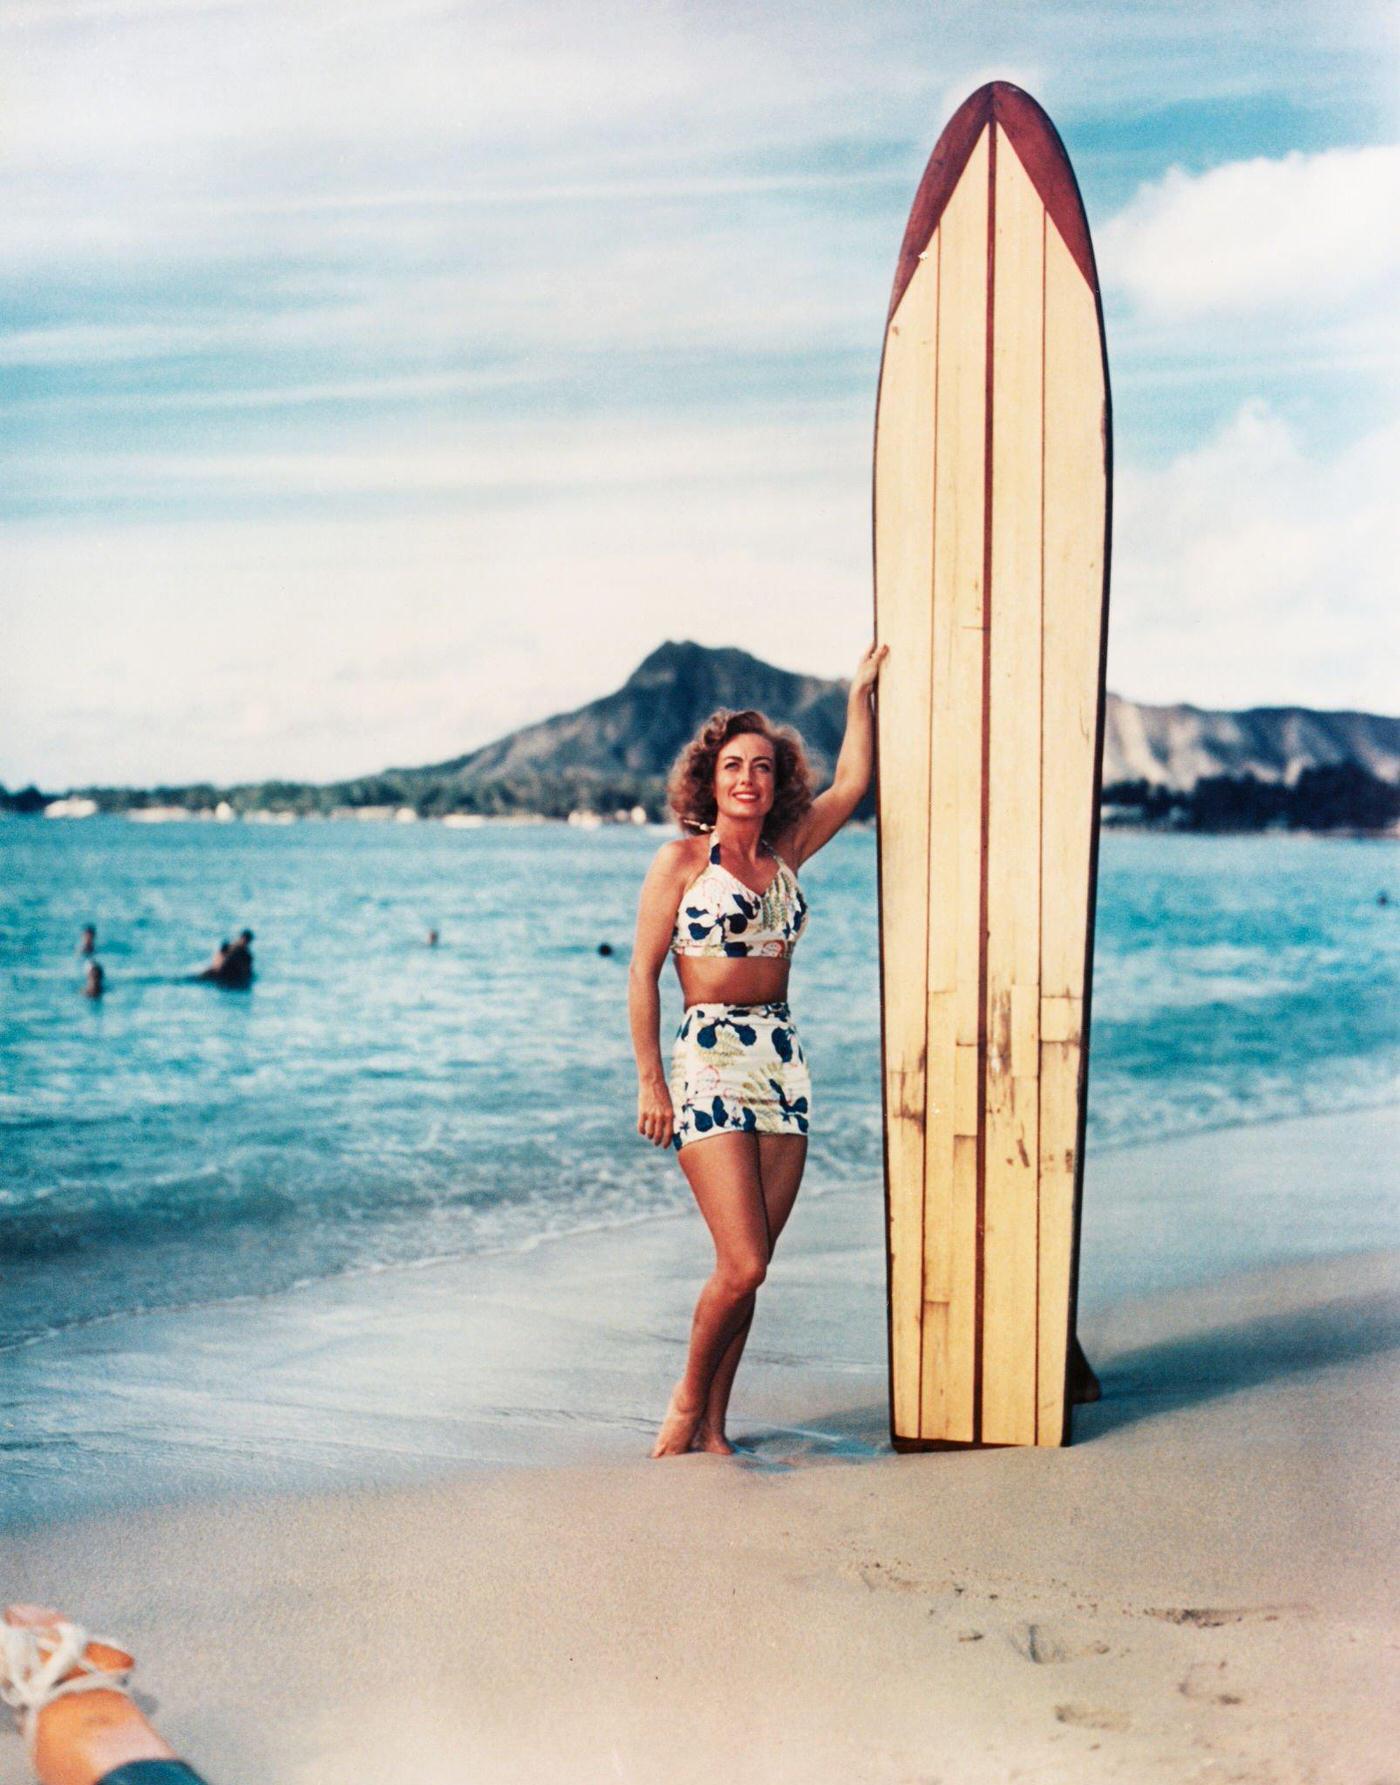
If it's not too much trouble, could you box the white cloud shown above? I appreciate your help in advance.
[2,406,866,505]
[1101,144,1400,320]
[0,1,830,177]
[0,407,875,787]
[1109,402,1399,713]
[8,398,1396,791]
[3,2,1398,786]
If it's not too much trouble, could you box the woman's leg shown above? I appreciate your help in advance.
[695,1134,807,1453]
[2,1604,198,1785]
[651,1132,771,1458]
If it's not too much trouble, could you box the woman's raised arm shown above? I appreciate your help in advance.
[787,642,888,867]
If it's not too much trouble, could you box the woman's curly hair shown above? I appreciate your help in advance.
[667,708,814,839]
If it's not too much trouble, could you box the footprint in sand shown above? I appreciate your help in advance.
[1054,1703,1131,1732]
[1179,1661,1244,1706]
[1145,1604,1307,1629]
[855,1560,948,1595]
[1009,1622,1112,1665]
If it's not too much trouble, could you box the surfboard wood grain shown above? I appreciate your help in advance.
[1036,220,1108,1443]
[874,83,1111,1450]
[981,135,1044,1448]
[874,244,938,1440]
[922,127,989,1443]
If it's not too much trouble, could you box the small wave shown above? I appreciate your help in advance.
[0,1180,306,1261]
[0,1193,693,1356]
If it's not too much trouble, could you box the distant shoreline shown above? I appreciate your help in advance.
[4,802,1397,838]
[5,642,1399,834]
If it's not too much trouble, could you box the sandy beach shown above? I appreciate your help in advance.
[6,0,1398,1776]
[6,1108,1399,1783]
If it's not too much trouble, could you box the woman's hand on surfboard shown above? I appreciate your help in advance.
[850,641,889,701]
[637,1076,675,1149]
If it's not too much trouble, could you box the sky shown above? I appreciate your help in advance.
[2,0,1397,789]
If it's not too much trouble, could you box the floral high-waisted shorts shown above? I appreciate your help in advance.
[669,1001,811,1150]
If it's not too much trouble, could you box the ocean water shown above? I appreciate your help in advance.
[2,819,1397,1353]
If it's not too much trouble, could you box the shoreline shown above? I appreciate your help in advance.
[4,1098,1396,1361]
[3,1103,1397,1533]
[4,1105,1397,1779]
[6,1242,1396,1782]
[11,806,1400,837]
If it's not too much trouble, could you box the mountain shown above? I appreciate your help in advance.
[375,641,852,816]
[1104,694,1400,792]
[386,642,1398,816]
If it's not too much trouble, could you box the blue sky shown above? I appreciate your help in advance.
[2,0,1396,787]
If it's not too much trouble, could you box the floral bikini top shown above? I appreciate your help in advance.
[671,838,809,959]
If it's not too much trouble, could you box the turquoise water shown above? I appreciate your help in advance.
[2,819,1397,1352]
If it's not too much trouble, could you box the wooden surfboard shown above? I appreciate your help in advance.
[873,83,1111,1449]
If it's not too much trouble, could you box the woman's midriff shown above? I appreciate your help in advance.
[675,957,791,1008]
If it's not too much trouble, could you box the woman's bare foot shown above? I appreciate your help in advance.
[650,1385,705,1457]
[3,1603,180,1785]
[691,1420,736,1456]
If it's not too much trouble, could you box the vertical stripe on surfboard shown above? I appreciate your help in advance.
[1037,217,1108,1444]
[981,132,1044,1449]
[922,127,989,1444]
[874,234,938,1440]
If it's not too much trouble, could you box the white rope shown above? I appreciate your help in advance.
[0,1621,134,1756]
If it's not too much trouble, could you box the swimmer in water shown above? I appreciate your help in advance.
[196,940,230,981]
[219,930,254,987]
[195,930,254,988]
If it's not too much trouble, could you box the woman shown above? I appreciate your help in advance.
[629,643,887,1458]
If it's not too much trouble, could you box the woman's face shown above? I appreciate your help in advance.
[713,731,776,823]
